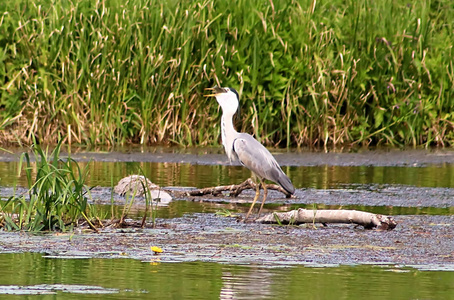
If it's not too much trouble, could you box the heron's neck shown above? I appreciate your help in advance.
[221,112,238,162]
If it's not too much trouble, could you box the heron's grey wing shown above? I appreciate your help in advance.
[233,134,295,194]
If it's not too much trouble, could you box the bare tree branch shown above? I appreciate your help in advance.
[186,178,292,198]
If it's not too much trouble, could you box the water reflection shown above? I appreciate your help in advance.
[0,253,452,299]
[86,201,454,219]
[287,164,454,189]
[1,161,454,189]
[220,267,274,299]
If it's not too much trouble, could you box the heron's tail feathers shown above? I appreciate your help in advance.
[277,173,295,195]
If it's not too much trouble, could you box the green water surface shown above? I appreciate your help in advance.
[2,160,454,189]
[0,253,452,299]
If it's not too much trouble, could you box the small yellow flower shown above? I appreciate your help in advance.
[150,246,163,254]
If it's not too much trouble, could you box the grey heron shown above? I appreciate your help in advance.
[206,86,295,220]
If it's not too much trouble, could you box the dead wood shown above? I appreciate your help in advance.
[114,175,173,203]
[114,175,158,196]
[256,208,397,230]
[186,178,292,198]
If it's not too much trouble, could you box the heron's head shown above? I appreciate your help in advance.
[205,86,239,116]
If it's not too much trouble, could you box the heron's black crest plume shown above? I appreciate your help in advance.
[228,87,241,123]
[229,87,239,101]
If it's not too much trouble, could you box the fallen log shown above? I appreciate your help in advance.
[186,178,292,198]
[256,208,397,230]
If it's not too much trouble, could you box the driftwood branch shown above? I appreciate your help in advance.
[186,178,292,198]
[256,208,397,230]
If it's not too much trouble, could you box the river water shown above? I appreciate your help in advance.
[0,147,453,298]
[0,253,452,299]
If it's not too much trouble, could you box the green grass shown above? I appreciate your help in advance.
[0,142,163,231]
[0,141,97,231]
[0,0,453,147]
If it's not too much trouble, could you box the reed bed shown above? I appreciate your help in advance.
[0,0,453,147]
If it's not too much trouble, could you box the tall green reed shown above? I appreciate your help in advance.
[0,0,453,147]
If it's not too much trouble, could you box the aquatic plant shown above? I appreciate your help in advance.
[150,246,163,254]
[0,142,97,231]
[0,0,453,147]
[215,209,239,218]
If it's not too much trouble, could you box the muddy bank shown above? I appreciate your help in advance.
[1,147,454,167]
[2,184,453,209]
[2,184,451,267]
[181,185,454,208]
[0,213,452,268]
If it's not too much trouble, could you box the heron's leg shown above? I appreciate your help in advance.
[257,178,267,217]
[245,180,261,220]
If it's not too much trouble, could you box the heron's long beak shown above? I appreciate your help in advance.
[204,86,224,97]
